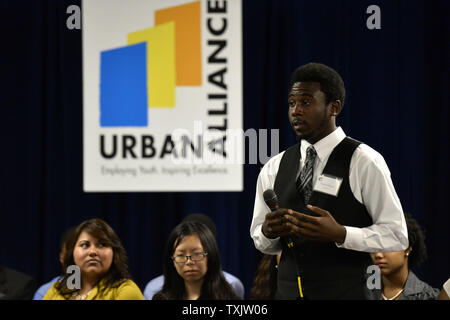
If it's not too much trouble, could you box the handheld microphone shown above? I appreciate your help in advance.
[263,189,304,299]
[263,189,279,211]
[263,189,295,248]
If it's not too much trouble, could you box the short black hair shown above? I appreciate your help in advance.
[290,62,346,108]
[405,213,427,269]
[182,213,217,239]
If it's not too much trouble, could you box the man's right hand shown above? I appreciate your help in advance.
[261,209,292,239]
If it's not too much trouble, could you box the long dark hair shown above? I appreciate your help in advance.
[250,254,278,300]
[153,221,239,300]
[55,218,131,299]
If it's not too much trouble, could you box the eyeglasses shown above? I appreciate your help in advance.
[172,252,208,263]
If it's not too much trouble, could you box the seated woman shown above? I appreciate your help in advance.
[44,218,143,300]
[143,213,244,299]
[366,213,439,300]
[153,221,240,300]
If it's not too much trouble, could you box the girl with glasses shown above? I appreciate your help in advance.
[153,221,240,300]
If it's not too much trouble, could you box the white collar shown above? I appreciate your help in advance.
[300,127,346,163]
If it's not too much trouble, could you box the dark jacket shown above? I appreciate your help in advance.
[0,266,37,300]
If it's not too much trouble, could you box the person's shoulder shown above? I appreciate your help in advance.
[114,279,144,300]
[222,271,244,298]
[0,265,37,300]
[263,150,285,166]
[146,274,164,287]
[354,142,385,162]
[42,281,63,300]
[259,150,286,177]
[404,271,440,300]
[116,279,140,290]
[143,274,164,299]
[0,265,35,284]
[33,277,60,300]
[352,142,390,172]
[223,271,242,284]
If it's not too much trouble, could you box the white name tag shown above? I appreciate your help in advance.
[313,174,343,197]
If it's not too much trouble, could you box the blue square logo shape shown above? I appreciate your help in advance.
[100,42,148,127]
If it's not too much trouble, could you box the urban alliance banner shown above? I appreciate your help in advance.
[83,0,243,191]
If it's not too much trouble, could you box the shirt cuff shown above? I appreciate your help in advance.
[444,278,450,296]
[255,225,281,253]
[335,226,359,249]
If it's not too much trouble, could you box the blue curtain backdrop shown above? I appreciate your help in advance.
[1,0,449,298]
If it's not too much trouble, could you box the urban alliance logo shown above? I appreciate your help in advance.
[99,1,201,127]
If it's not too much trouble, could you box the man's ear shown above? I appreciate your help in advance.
[329,100,342,117]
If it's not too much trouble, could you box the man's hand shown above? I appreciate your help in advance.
[261,209,292,239]
[283,205,347,243]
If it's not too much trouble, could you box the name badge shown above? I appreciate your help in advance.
[313,174,343,197]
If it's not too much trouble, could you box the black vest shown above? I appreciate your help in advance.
[274,137,373,300]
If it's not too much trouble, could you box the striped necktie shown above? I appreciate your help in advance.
[296,146,317,204]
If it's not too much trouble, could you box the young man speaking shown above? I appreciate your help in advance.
[250,63,408,300]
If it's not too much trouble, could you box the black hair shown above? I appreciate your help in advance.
[405,213,428,269]
[153,221,239,300]
[182,214,217,239]
[290,62,346,108]
[59,226,76,251]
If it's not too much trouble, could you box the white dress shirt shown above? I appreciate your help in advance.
[250,127,409,254]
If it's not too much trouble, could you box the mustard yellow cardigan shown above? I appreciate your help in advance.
[43,279,144,300]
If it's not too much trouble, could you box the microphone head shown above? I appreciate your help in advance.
[263,189,279,211]
[263,189,277,201]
